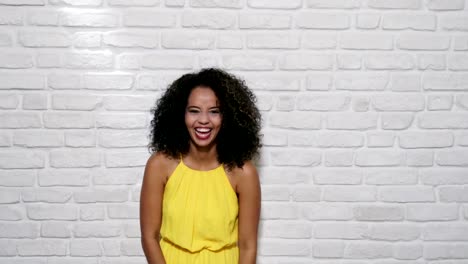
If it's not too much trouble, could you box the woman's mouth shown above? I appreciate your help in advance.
[194,127,212,140]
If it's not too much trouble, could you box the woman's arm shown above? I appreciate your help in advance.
[237,161,261,264]
[140,154,167,264]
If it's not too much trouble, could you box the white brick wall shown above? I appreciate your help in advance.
[0,0,467,263]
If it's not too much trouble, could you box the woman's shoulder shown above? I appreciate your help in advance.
[228,161,258,181]
[145,152,180,182]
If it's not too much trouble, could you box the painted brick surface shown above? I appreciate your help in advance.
[0,1,467,263]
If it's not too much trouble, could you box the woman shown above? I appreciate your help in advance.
[140,68,262,264]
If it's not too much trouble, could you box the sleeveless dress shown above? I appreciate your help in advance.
[160,159,239,264]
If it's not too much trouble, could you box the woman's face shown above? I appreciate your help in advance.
[185,86,222,150]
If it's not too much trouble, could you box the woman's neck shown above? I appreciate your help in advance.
[184,144,219,170]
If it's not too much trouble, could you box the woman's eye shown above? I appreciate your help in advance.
[188,109,199,113]
[210,110,220,114]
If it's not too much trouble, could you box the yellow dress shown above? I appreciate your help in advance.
[160,159,239,264]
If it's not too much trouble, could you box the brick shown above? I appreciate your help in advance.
[406,150,433,167]
[372,93,424,111]
[247,32,300,49]
[271,149,321,166]
[93,168,139,185]
[0,73,45,90]
[0,222,38,238]
[44,112,94,129]
[142,53,193,70]
[256,94,274,111]
[73,32,101,48]
[345,242,393,259]
[423,224,468,241]
[326,113,378,130]
[340,32,393,50]
[22,94,47,110]
[0,53,33,69]
[108,204,139,219]
[314,222,367,239]
[0,205,23,220]
[407,204,459,221]
[275,94,295,111]
[418,54,446,70]
[19,30,70,47]
[441,14,468,31]
[261,186,289,201]
[222,53,275,71]
[63,52,114,69]
[324,150,354,167]
[0,31,12,46]
[337,54,361,70]
[335,72,389,91]
[101,240,120,256]
[288,131,316,146]
[190,0,242,8]
[323,186,376,201]
[198,53,221,68]
[17,240,67,256]
[37,53,62,68]
[124,11,175,28]
[22,189,72,203]
[424,73,468,91]
[365,223,420,241]
[381,113,414,130]
[0,170,35,187]
[0,94,18,109]
[454,36,468,50]
[50,149,100,168]
[162,32,215,49]
[60,12,118,27]
[14,130,63,147]
[109,0,159,6]
[427,0,464,10]
[296,12,350,29]
[70,240,101,256]
[137,73,180,90]
[0,0,44,4]
[398,34,450,50]
[248,0,302,9]
[28,11,59,26]
[52,94,101,110]
[41,222,71,238]
[365,169,418,185]
[448,54,468,71]
[379,186,435,202]
[0,189,20,203]
[356,13,380,29]
[366,132,394,147]
[239,13,290,29]
[307,0,360,8]
[367,0,420,9]
[436,149,468,166]
[262,221,311,238]
[103,95,156,111]
[182,11,235,29]
[38,169,90,186]
[261,202,299,219]
[28,204,78,220]
[365,53,415,70]
[302,33,337,49]
[0,131,11,147]
[421,168,468,185]
[121,240,144,256]
[316,131,364,147]
[394,243,423,260]
[303,203,353,220]
[48,73,82,90]
[291,186,321,201]
[260,167,309,185]
[84,73,134,90]
[80,205,105,221]
[259,239,310,256]
[418,112,468,129]
[280,53,333,70]
[270,112,321,129]
[50,0,102,5]
[165,0,184,7]
[456,94,468,110]
[74,189,127,203]
[399,131,453,148]
[313,240,344,258]
[103,31,158,48]
[65,130,96,147]
[439,186,468,202]
[244,73,303,91]
[355,149,402,166]
[217,33,243,49]
[354,205,404,221]
[0,151,44,169]
[424,243,468,259]
[262,130,287,146]
[96,113,146,129]
[74,223,121,237]
[0,8,23,25]
[382,14,436,30]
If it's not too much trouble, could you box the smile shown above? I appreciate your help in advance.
[194,127,212,140]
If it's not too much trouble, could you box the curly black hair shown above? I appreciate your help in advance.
[148,68,262,169]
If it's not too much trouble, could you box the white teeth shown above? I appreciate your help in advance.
[195,128,211,133]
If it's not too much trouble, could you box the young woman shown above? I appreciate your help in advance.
[140,68,262,264]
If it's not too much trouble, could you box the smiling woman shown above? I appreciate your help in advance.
[140,68,262,264]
